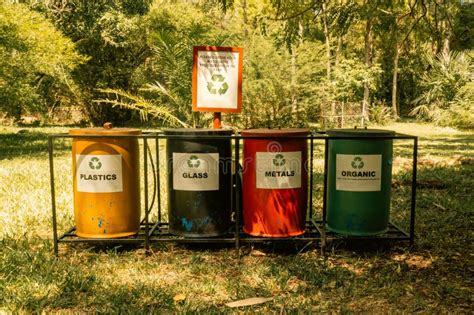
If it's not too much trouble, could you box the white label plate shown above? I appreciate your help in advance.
[196,50,239,109]
[336,154,382,191]
[76,154,123,193]
[256,151,302,189]
[173,153,219,191]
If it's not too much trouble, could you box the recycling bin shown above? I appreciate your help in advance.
[69,126,141,238]
[242,129,309,237]
[326,128,395,235]
[164,128,233,237]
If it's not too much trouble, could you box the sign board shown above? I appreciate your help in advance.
[192,46,243,113]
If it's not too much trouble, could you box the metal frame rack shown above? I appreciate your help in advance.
[48,132,417,255]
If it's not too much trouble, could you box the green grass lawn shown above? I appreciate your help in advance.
[0,123,473,312]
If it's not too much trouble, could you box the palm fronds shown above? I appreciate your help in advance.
[94,88,188,127]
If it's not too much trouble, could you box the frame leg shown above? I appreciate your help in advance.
[49,137,59,256]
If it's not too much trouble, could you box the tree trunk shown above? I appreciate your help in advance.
[291,47,297,115]
[335,35,342,67]
[291,22,304,117]
[321,0,333,126]
[391,44,400,117]
[362,17,372,125]
[322,1,331,80]
[241,0,248,36]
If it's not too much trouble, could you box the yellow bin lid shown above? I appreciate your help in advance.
[69,123,141,135]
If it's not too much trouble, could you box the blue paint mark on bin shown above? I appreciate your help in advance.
[181,218,193,231]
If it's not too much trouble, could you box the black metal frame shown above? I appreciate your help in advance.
[48,132,417,255]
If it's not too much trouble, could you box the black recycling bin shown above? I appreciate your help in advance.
[164,128,233,237]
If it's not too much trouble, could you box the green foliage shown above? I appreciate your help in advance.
[236,35,323,128]
[369,101,393,125]
[0,1,86,120]
[452,3,474,51]
[437,82,474,129]
[93,1,239,128]
[96,86,187,127]
[138,1,234,127]
[410,51,472,128]
[332,58,382,103]
[0,0,471,129]
[30,0,152,125]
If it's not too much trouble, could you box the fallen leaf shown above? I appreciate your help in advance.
[226,297,273,308]
[173,294,186,302]
[250,250,267,257]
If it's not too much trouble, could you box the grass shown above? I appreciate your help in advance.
[0,123,473,312]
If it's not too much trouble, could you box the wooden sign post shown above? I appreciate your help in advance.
[192,46,243,128]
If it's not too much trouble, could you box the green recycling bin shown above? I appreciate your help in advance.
[326,128,395,235]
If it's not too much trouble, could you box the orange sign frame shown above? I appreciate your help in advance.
[192,46,243,113]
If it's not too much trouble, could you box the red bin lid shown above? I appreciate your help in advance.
[241,128,310,137]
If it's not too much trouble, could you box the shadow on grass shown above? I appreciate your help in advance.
[0,131,70,160]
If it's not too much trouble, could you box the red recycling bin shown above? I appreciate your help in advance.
[241,129,309,237]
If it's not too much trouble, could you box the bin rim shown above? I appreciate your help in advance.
[162,128,233,135]
[241,128,310,137]
[326,128,395,137]
[69,127,141,136]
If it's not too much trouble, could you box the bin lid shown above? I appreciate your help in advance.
[163,128,233,135]
[241,128,310,137]
[326,128,395,137]
[69,123,141,135]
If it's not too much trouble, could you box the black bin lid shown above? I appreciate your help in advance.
[326,128,395,137]
[163,128,233,136]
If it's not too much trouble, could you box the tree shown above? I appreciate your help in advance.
[30,0,153,125]
[0,1,85,120]
[97,1,239,127]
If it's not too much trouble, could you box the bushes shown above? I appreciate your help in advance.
[0,2,85,121]
[410,52,473,129]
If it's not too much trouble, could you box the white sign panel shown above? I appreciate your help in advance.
[336,154,382,191]
[256,151,302,189]
[76,154,123,193]
[192,46,243,112]
[173,153,219,191]
[196,50,239,109]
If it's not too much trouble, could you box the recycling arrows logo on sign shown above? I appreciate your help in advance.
[272,154,286,167]
[89,157,102,170]
[187,155,201,168]
[351,156,364,169]
[207,73,229,95]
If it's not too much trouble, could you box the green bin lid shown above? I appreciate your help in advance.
[326,128,395,137]
[163,128,233,135]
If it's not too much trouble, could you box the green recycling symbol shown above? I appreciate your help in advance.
[351,157,364,169]
[273,154,286,167]
[187,155,200,168]
[207,73,229,95]
[89,157,102,170]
